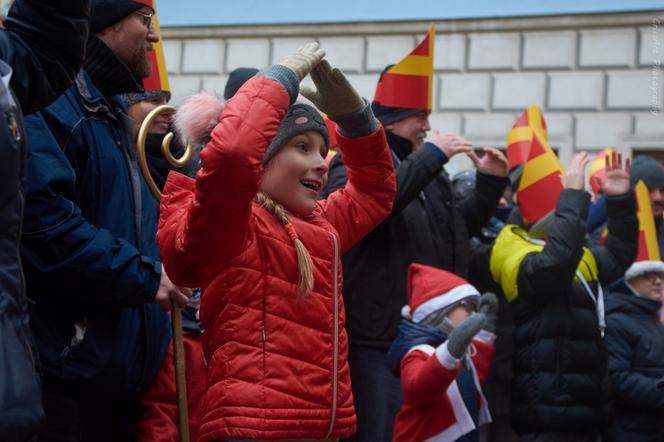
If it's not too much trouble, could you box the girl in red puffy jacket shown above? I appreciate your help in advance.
[156,43,396,441]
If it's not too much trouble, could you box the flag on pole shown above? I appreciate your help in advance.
[588,149,613,200]
[635,180,662,261]
[373,24,435,111]
[142,11,170,94]
[512,106,565,225]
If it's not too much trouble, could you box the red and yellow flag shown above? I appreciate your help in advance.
[588,149,613,200]
[373,24,435,110]
[506,105,548,169]
[635,180,661,261]
[513,106,565,224]
[142,11,170,93]
[323,115,339,167]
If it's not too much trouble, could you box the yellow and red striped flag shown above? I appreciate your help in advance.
[373,24,435,110]
[635,180,661,261]
[506,106,549,169]
[588,149,613,200]
[514,107,566,224]
[142,11,170,94]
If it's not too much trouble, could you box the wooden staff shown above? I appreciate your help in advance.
[136,105,193,442]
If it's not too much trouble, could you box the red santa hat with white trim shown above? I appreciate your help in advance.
[402,263,480,323]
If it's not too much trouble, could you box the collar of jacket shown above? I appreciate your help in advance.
[386,130,414,161]
[386,319,448,375]
[83,35,144,100]
[609,280,663,316]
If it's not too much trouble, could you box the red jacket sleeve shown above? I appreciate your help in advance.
[157,76,290,286]
[318,126,396,254]
[400,345,460,406]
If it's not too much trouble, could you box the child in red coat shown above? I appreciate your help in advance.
[388,263,498,442]
[156,43,396,441]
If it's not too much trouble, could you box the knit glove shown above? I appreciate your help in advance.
[478,292,499,334]
[446,313,486,360]
[277,42,325,81]
[300,60,364,118]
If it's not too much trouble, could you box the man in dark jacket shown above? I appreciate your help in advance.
[489,152,637,441]
[324,69,509,441]
[0,1,90,440]
[21,1,191,440]
[604,260,664,442]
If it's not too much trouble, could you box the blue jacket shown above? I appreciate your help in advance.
[0,0,90,439]
[21,70,170,401]
[604,282,664,442]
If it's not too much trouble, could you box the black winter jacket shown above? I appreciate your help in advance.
[504,189,637,435]
[0,1,89,440]
[604,283,664,442]
[324,131,507,348]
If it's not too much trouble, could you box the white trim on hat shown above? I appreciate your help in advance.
[411,284,480,323]
[625,260,664,281]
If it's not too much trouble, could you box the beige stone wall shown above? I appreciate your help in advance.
[162,11,664,173]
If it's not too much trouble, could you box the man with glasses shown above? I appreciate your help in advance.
[21,1,191,440]
[604,259,664,441]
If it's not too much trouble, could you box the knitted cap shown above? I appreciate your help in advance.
[91,0,154,33]
[121,90,171,107]
[403,263,480,323]
[625,260,664,281]
[224,67,259,100]
[265,103,330,164]
[630,155,664,188]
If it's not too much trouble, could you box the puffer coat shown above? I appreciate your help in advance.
[157,74,396,441]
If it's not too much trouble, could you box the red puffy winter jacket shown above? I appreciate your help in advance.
[157,75,395,441]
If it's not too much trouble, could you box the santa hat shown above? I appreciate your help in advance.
[625,260,664,281]
[402,263,480,323]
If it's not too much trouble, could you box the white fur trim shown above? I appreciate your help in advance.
[435,342,460,370]
[412,284,480,323]
[401,304,412,319]
[474,330,497,345]
[625,260,664,281]
[408,344,435,356]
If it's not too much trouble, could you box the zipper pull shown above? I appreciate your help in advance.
[262,325,266,343]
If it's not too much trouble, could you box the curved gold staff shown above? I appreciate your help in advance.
[136,103,192,442]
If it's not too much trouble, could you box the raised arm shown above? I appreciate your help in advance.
[302,60,396,253]
[0,0,90,114]
[158,44,325,284]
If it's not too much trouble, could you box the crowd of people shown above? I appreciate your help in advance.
[1,1,663,442]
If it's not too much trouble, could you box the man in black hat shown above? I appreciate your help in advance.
[0,1,90,441]
[21,1,191,440]
[324,66,511,441]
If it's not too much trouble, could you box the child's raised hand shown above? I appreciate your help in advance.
[478,293,499,334]
[277,42,325,81]
[300,60,364,119]
[595,151,631,196]
[446,312,486,359]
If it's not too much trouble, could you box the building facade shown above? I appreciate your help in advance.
[162,10,664,172]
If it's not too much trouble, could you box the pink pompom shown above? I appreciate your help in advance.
[174,92,225,147]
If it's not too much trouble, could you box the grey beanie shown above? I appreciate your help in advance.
[121,90,171,107]
[264,103,329,164]
[630,155,664,188]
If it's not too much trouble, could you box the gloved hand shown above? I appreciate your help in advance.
[300,59,364,118]
[446,312,486,359]
[276,42,325,81]
[478,292,499,334]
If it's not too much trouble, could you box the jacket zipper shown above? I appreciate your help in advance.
[325,231,340,438]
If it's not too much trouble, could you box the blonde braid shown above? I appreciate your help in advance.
[255,192,314,298]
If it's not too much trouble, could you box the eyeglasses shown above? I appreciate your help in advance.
[644,272,664,283]
[457,300,476,313]
[135,10,154,29]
